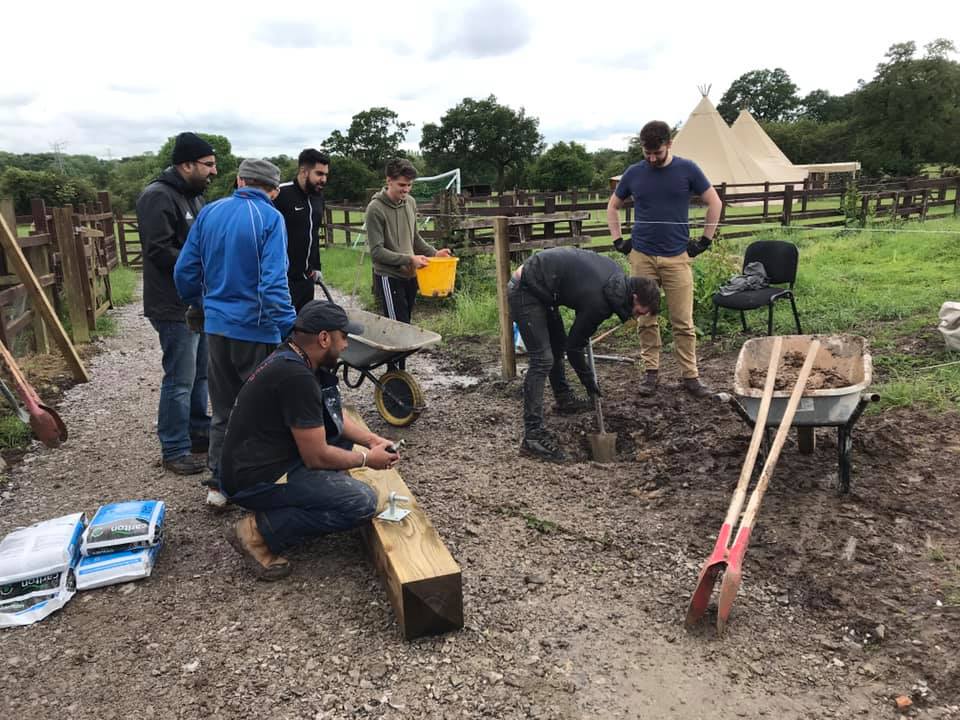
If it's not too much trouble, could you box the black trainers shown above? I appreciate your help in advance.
[162,454,207,475]
[555,392,592,414]
[637,370,659,397]
[682,377,714,398]
[520,428,567,463]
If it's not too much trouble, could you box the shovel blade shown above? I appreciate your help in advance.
[715,526,753,636]
[29,405,67,448]
[684,523,733,627]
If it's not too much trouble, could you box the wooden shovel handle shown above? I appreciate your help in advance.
[722,336,782,528]
[739,339,821,530]
[0,340,35,401]
[591,318,636,347]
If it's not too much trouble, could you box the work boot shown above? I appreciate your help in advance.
[555,391,592,414]
[682,377,714,399]
[162,454,206,475]
[637,370,659,397]
[520,428,567,463]
[205,488,229,511]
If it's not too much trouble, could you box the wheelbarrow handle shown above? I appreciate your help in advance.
[314,279,335,304]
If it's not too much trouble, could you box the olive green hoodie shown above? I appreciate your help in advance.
[364,190,438,280]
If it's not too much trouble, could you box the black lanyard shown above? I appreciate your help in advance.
[284,340,312,370]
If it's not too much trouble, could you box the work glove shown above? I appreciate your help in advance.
[613,237,632,256]
[308,269,323,284]
[185,305,204,333]
[686,235,713,258]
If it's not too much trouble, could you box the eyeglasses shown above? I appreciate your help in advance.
[195,160,217,168]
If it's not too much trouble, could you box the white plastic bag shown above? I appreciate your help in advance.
[939,302,960,352]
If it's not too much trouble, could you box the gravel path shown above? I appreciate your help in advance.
[1,283,957,719]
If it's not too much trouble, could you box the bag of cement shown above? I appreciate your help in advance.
[0,512,85,627]
[81,500,165,556]
[76,545,161,590]
[76,500,165,590]
[939,302,960,352]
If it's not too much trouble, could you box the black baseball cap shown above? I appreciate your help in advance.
[293,300,363,335]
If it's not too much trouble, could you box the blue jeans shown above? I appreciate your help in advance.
[226,462,378,555]
[150,319,210,460]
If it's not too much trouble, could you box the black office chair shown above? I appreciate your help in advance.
[711,240,802,340]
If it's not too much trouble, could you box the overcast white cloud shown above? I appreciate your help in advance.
[0,0,956,159]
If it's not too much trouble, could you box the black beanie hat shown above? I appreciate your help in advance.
[172,132,216,165]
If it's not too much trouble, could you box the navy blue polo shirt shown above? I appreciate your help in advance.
[614,156,711,257]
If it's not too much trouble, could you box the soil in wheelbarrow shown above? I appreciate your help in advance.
[748,349,851,391]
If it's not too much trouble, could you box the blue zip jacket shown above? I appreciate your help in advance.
[174,187,296,344]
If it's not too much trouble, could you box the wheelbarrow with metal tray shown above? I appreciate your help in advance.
[315,282,441,427]
[720,333,878,493]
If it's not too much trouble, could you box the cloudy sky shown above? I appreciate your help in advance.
[1,0,955,160]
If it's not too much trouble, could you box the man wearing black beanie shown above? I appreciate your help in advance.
[136,132,218,477]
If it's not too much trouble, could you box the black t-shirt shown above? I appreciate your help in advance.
[220,345,344,494]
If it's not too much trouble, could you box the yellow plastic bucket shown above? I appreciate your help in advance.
[416,256,459,297]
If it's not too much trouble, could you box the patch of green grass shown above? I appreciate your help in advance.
[522,513,559,534]
[0,411,33,449]
[109,266,138,306]
[319,246,374,308]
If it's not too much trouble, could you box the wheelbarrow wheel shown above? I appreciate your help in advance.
[374,371,424,427]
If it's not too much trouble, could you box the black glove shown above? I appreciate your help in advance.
[613,237,632,256]
[687,235,713,258]
[185,306,204,333]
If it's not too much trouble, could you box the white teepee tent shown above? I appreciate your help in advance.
[730,109,808,183]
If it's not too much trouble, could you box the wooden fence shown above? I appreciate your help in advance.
[322,175,960,254]
[2,192,118,348]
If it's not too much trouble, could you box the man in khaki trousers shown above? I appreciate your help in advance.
[606,120,723,398]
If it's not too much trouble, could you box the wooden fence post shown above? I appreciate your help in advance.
[0,198,16,349]
[343,209,351,245]
[954,178,960,216]
[781,185,794,227]
[494,217,515,379]
[762,181,770,220]
[324,206,334,247]
[25,199,53,354]
[543,195,556,241]
[51,205,90,344]
[920,188,929,221]
[802,177,810,213]
[115,210,129,266]
[718,183,727,227]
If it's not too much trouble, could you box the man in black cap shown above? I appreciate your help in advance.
[274,148,330,311]
[175,158,296,509]
[137,132,218,475]
[219,300,399,580]
[509,247,661,463]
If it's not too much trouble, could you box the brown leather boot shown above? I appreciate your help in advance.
[682,377,714,398]
[637,370,659,397]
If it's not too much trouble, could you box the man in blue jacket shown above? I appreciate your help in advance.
[175,158,297,508]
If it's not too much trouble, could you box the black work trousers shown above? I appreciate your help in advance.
[507,279,572,432]
[207,334,275,487]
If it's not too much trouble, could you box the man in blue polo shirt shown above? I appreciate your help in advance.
[606,120,722,398]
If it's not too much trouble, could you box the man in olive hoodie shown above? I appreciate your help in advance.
[365,158,451,331]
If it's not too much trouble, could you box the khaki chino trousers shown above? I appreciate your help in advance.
[629,250,699,379]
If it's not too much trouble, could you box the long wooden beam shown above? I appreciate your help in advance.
[347,410,463,640]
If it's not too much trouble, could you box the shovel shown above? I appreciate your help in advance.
[586,338,616,463]
[685,335,783,628]
[0,340,68,448]
[715,339,820,635]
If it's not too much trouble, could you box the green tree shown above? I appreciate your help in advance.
[851,38,960,175]
[420,95,544,191]
[717,68,800,124]
[764,119,855,164]
[0,167,97,214]
[323,155,379,204]
[798,89,854,123]
[107,154,161,214]
[529,141,594,191]
[325,107,412,173]
[590,148,628,190]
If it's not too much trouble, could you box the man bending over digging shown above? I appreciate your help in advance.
[219,300,399,580]
[509,247,660,463]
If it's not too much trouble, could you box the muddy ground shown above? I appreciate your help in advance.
[1,290,959,720]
